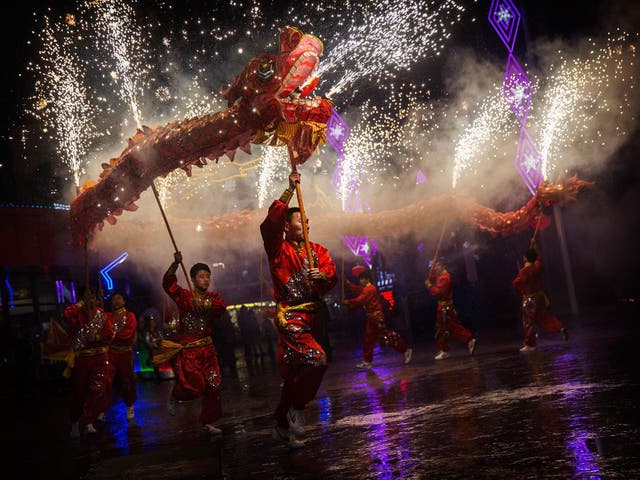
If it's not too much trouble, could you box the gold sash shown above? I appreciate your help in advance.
[62,346,109,378]
[276,301,322,327]
[152,336,213,365]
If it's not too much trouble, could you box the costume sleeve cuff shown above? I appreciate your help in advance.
[279,188,294,205]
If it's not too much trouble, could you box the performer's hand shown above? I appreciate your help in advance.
[342,299,349,306]
[173,251,183,264]
[289,172,301,189]
[307,268,324,282]
[343,279,350,286]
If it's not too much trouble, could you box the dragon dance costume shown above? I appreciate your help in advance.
[105,307,137,412]
[63,303,114,427]
[260,196,337,430]
[345,280,407,363]
[161,269,227,426]
[513,257,565,348]
[428,269,474,353]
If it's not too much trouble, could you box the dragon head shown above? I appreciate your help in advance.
[276,26,323,99]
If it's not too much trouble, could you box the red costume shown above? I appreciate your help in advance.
[513,257,564,347]
[345,281,407,363]
[63,303,114,427]
[105,307,137,410]
[428,269,473,352]
[162,271,227,426]
[260,199,337,429]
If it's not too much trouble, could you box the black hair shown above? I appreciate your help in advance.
[358,270,372,281]
[190,262,211,278]
[111,290,127,302]
[286,207,301,222]
[524,248,538,263]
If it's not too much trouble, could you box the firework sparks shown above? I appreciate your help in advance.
[27,15,101,188]
[452,87,518,190]
[534,32,638,181]
[257,146,290,208]
[317,0,466,99]
[336,85,437,209]
[87,0,150,129]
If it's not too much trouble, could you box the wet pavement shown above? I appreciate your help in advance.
[8,305,640,479]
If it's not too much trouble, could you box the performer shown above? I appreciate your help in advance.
[260,171,337,449]
[343,269,412,369]
[161,252,228,435]
[426,260,477,360]
[513,241,568,352]
[63,288,114,438]
[104,292,137,421]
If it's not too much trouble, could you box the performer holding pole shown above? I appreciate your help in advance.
[260,171,337,449]
[343,267,412,369]
[426,259,477,360]
[513,240,568,352]
[157,251,228,435]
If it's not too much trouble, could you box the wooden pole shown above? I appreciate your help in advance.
[530,203,544,246]
[427,221,447,281]
[150,181,193,292]
[291,166,315,269]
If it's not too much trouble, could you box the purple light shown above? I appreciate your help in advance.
[416,169,427,184]
[515,127,543,195]
[488,0,521,52]
[502,54,532,125]
[341,235,378,268]
[55,280,64,304]
[326,109,350,155]
[70,281,77,304]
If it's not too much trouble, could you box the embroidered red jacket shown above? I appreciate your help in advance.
[260,199,337,305]
[162,272,227,344]
[513,260,543,295]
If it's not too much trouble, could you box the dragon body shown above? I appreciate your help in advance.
[71,26,332,245]
[92,176,593,254]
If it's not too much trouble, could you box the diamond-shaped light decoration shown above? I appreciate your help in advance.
[341,235,378,268]
[488,0,521,52]
[326,108,350,155]
[515,127,543,195]
[502,54,532,126]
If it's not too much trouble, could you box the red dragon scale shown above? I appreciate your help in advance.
[71,26,332,245]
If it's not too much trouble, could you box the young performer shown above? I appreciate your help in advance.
[426,260,477,360]
[513,241,568,352]
[161,252,228,435]
[344,269,412,369]
[63,289,114,437]
[260,171,337,449]
[104,292,138,421]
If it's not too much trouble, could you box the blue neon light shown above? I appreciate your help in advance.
[4,277,14,309]
[100,252,129,291]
